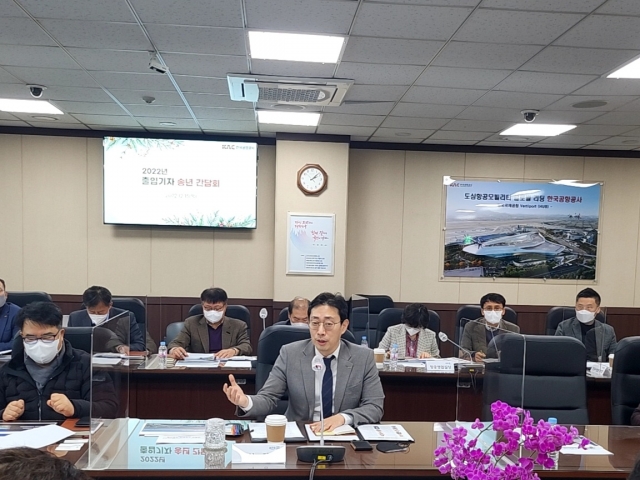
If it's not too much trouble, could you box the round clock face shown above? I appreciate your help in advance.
[298,165,327,194]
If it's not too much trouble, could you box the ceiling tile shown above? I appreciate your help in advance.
[321,113,385,127]
[342,37,444,65]
[19,0,135,21]
[521,46,638,75]
[454,10,583,45]
[259,124,316,133]
[424,139,478,145]
[537,134,608,144]
[585,111,640,126]
[27,121,89,129]
[145,126,202,132]
[87,125,146,132]
[582,144,637,150]
[46,86,116,102]
[495,72,597,94]
[473,91,562,109]
[352,3,473,40]
[110,89,185,106]
[595,136,640,146]
[250,60,335,78]
[66,48,152,73]
[372,127,434,138]
[390,102,465,118]
[184,93,252,108]
[126,105,193,118]
[0,68,22,84]
[428,130,490,141]
[402,86,485,105]
[0,120,30,127]
[0,83,40,99]
[536,110,605,123]
[480,0,605,12]
[616,99,640,112]
[371,136,424,143]
[442,119,513,132]
[246,0,357,34]
[2,66,98,88]
[91,71,177,91]
[161,53,248,78]
[0,17,56,46]
[596,0,640,15]
[432,42,543,69]
[0,2,29,17]
[0,45,81,69]
[545,95,636,111]
[191,107,255,121]
[173,76,229,95]
[569,124,636,136]
[145,25,245,55]
[0,112,22,121]
[380,116,449,130]
[131,0,243,27]
[72,113,140,126]
[11,112,81,123]
[476,140,534,147]
[49,100,128,115]
[39,20,152,50]
[137,117,200,129]
[350,136,370,142]
[456,106,522,122]
[324,102,396,116]
[335,63,424,86]
[555,15,640,50]
[414,66,511,89]
[529,143,585,149]
[316,125,378,136]
[571,78,640,97]
[344,85,408,102]
[620,127,640,136]
[370,0,480,6]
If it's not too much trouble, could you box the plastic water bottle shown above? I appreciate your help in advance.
[390,343,399,371]
[158,341,168,369]
[547,417,559,469]
[361,336,368,348]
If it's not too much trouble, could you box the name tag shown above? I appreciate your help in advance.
[426,361,455,373]
[590,363,610,377]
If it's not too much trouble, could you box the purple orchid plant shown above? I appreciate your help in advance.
[434,401,590,480]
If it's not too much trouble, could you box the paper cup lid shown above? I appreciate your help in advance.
[265,414,287,426]
[373,348,385,353]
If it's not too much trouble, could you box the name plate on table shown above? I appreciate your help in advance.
[426,361,455,373]
[589,363,611,378]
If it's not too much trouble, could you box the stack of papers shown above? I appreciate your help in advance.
[140,421,207,436]
[561,436,612,456]
[222,360,252,369]
[0,424,73,449]
[249,422,305,442]
[357,424,414,442]
[304,424,359,442]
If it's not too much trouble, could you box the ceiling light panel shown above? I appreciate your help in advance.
[500,124,576,136]
[0,99,63,114]
[257,110,320,126]
[248,31,345,63]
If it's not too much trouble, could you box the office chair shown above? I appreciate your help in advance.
[65,326,120,354]
[545,306,606,336]
[454,305,518,356]
[165,322,185,345]
[611,336,640,425]
[187,304,251,338]
[8,291,52,308]
[482,335,588,424]
[354,295,394,343]
[278,307,289,323]
[112,296,146,330]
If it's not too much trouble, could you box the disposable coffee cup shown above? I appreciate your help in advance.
[265,414,287,443]
[609,354,614,368]
[374,348,385,367]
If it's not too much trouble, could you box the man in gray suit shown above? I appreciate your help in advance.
[555,287,616,361]
[224,292,384,433]
[168,287,251,359]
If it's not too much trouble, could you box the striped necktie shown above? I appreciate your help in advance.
[322,356,334,419]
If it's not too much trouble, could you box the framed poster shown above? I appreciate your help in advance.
[443,179,602,280]
[287,213,335,275]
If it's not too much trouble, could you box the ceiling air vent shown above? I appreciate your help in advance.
[227,74,353,107]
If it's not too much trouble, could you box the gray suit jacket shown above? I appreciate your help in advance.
[242,339,384,425]
[555,317,616,360]
[167,315,252,355]
[460,318,520,358]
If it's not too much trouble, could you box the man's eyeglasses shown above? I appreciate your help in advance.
[483,308,503,312]
[22,331,60,344]
[309,321,339,330]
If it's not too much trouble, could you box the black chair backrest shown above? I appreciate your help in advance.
[65,326,116,354]
[356,295,394,314]
[455,305,518,355]
[278,307,289,323]
[165,322,185,345]
[545,306,606,335]
[611,336,640,425]
[350,306,370,343]
[188,304,251,337]
[112,297,146,331]
[9,291,52,308]
[482,335,588,424]
[375,308,441,348]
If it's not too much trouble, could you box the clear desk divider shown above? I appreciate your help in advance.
[349,295,370,347]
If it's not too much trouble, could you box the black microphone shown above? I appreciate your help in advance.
[296,355,345,463]
[437,332,475,361]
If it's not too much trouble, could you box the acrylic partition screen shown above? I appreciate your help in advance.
[349,295,370,346]
[442,177,602,280]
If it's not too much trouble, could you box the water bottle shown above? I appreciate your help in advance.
[361,336,368,348]
[547,417,559,469]
[158,341,168,369]
[390,343,399,371]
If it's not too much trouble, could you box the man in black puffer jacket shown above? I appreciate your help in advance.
[0,302,117,421]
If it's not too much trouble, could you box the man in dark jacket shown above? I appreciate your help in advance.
[68,286,146,352]
[0,302,117,421]
[0,279,20,352]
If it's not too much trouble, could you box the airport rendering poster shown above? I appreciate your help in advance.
[443,179,601,279]
[287,213,335,275]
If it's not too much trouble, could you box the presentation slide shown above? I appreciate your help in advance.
[103,137,258,228]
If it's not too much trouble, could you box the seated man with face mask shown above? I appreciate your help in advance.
[0,302,117,421]
[460,293,520,362]
[168,287,252,360]
[555,287,616,362]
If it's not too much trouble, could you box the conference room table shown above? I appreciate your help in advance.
[128,361,613,425]
[72,420,640,480]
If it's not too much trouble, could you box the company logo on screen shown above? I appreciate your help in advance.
[450,182,473,188]
[222,144,255,150]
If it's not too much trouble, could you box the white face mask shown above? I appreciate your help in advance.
[204,310,224,324]
[405,326,420,336]
[24,340,60,365]
[484,310,502,325]
[89,313,109,326]
[576,309,596,324]
[0,295,6,308]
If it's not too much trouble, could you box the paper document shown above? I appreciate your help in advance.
[92,357,122,366]
[561,436,612,455]
[230,356,257,361]
[304,424,359,442]
[357,424,414,442]
[94,353,125,358]
[156,434,205,444]
[175,361,219,368]
[222,360,252,369]
[0,424,73,449]
[232,443,286,464]
[250,422,305,442]
[180,353,217,362]
[140,421,207,436]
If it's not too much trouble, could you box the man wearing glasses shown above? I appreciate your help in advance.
[0,302,117,421]
[223,292,384,433]
[460,293,520,362]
